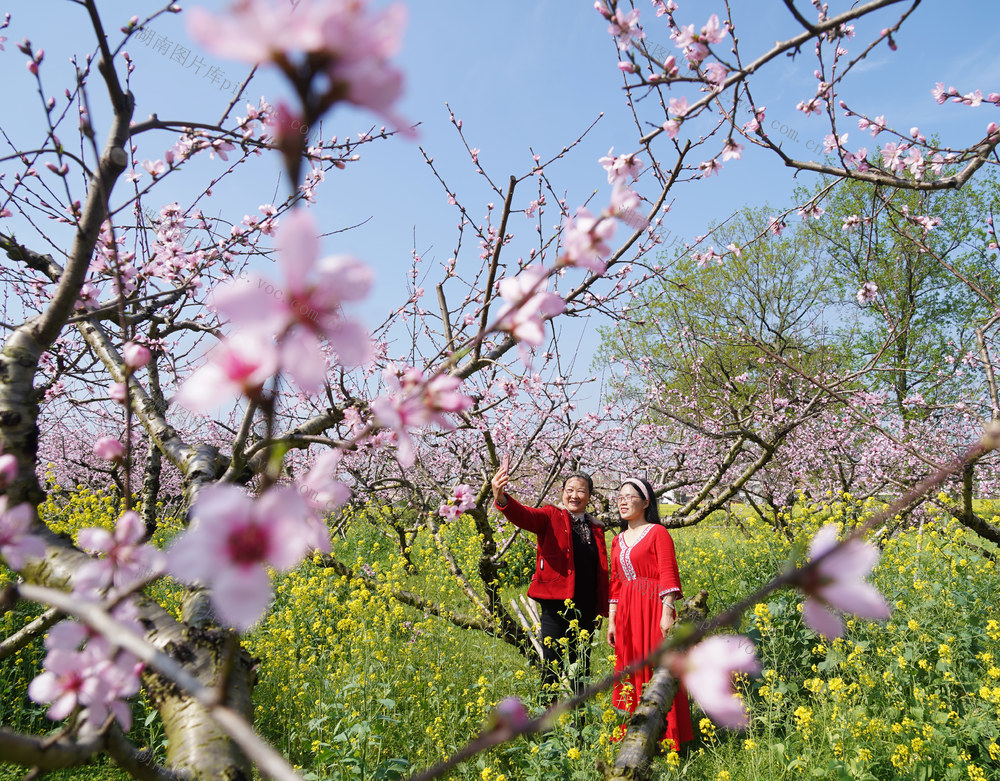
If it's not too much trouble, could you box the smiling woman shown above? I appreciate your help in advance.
[608,476,693,749]
[491,456,609,702]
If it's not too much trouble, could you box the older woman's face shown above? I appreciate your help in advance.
[562,477,591,514]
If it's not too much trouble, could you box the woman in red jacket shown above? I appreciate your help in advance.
[491,457,609,702]
[607,476,693,749]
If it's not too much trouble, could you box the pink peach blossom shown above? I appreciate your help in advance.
[676,635,759,729]
[598,147,644,185]
[0,443,17,486]
[800,524,890,638]
[704,62,727,88]
[560,208,615,273]
[720,139,743,162]
[438,483,477,520]
[608,7,644,51]
[74,510,165,596]
[0,497,45,570]
[29,641,143,732]
[167,484,315,630]
[210,208,372,394]
[121,341,151,369]
[297,450,350,551]
[494,266,565,349]
[372,366,474,466]
[28,649,90,722]
[109,382,127,404]
[93,437,124,462]
[175,331,279,413]
[188,0,410,131]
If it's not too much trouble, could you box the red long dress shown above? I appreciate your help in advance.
[610,523,694,749]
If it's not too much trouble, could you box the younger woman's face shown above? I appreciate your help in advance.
[617,486,649,522]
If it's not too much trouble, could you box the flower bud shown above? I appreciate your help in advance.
[93,437,125,462]
[122,341,151,369]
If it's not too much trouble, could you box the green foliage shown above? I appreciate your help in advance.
[799,169,1000,413]
[5,494,1000,780]
[597,206,851,418]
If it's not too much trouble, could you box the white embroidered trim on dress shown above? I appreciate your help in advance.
[618,524,655,581]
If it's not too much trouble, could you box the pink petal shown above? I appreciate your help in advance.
[115,511,145,545]
[326,318,371,368]
[808,524,840,559]
[315,253,373,303]
[77,527,114,554]
[681,635,758,729]
[27,671,62,704]
[109,699,133,731]
[167,532,217,584]
[1,534,46,570]
[277,208,319,295]
[210,276,282,328]
[802,598,844,638]
[819,581,890,621]
[46,691,79,722]
[822,538,880,579]
[212,565,273,631]
[73,559,113,595]
[280,328,327,394]
[174,363,234,413]
[45,621,89,651]
[253,487,311,570]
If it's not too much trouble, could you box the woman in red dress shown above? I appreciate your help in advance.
[607,477,693,749]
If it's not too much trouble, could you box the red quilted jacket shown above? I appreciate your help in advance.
[495,495,610,616]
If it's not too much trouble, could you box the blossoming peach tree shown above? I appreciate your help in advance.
[0,0,998,779]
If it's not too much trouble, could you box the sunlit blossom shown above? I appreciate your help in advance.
[800,524,891,638]
[675,635,760,729]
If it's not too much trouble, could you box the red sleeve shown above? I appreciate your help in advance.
[494,494,550,536]
[609,535,621,604]
[653,526,682,599]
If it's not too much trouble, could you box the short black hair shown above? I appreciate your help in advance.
[562,470,594,494]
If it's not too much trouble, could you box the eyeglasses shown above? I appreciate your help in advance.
[617,494,643,502]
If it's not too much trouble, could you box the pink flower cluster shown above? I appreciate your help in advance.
[372,365,474,467]
[932,82,1000,108]
[29,611,145,733]
[438,484,477,521]
[26,512,171,731]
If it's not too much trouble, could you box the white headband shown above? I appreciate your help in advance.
[622,478,649,501]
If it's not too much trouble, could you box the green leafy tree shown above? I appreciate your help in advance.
[600,206,850,413]
[799,169,1000,415]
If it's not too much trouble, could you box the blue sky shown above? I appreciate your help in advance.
[4,0,999,390]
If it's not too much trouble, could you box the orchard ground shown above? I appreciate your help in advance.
[2,490,999,781]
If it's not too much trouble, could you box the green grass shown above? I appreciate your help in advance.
[4,499,1000,779]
